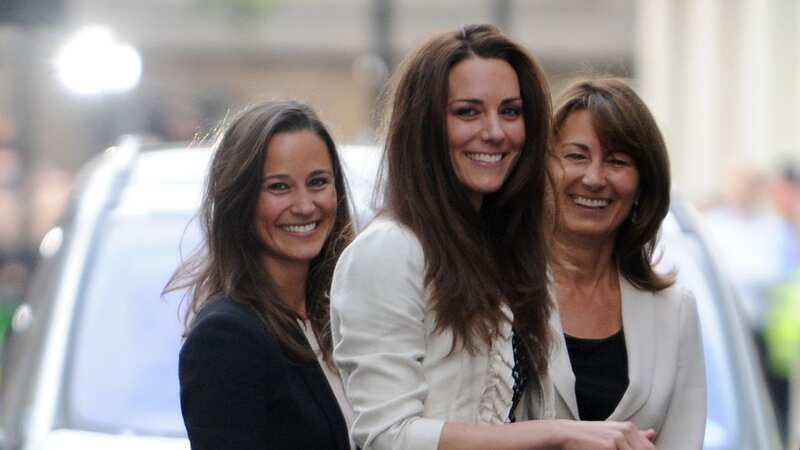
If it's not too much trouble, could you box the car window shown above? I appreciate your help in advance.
[658,218,740,449]
[62,211,198,437]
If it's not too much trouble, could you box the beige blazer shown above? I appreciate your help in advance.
[331,217,553,450]
[549,277,706,450]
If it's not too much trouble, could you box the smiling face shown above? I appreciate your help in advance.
[446,56,525,209]
[550,109,640,242]
[255,130,337,272]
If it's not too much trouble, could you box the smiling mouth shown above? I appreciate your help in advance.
[465,152,506,163]
[279,222,318,234]
[571,195,611,209]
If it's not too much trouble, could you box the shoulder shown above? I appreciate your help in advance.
[622,280,699,331]
[649,284,701,339]
[651,283,693,303]
[192,296,268,333]
[331,217,427,324]
[183,296,277,358]
[336,216,424,274]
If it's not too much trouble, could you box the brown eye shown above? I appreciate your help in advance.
[308,177,331,189]
[564,153,586,161]
[453,107,479,118]
[500,106,522,118]
[265,182,290,193]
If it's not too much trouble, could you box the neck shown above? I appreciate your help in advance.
[550,231,617,288]
[262,256,309,318]
[468,191,483,211]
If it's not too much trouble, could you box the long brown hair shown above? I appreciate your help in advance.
[165,100,353,364]
[553,78,674,291]
[380,24,553,378]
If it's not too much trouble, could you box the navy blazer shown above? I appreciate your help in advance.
[179,297,350,450]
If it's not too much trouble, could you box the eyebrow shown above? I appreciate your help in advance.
[560,141,590,151]
[447,96,522,106]
[262,169,333,182]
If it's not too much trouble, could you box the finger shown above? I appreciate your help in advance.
[630,429,657,450]
[617,437,634,450]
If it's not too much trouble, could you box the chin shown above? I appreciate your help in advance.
[465,178,507,196]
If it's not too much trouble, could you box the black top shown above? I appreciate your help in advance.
[564,329,629,421]
[179,297,350,450]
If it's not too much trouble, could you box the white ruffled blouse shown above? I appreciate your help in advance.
[331,217,552,450]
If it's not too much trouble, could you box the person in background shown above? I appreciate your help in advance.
[763,163,800,439]
[547,79,706,449]
[166,100,355,450]
[331,25,656,450]
[705,162,800,437]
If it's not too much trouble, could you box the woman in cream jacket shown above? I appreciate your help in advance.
[547,78,706,450]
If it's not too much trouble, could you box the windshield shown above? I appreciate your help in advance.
[63,211,198,437]
[658,216,739,450]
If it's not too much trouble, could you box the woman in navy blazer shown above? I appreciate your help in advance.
[547,79,706,449]
[166,100,354,450]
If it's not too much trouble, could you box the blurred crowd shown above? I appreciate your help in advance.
[701,161,800,438]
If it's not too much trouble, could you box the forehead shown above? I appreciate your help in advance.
[557,109,636,157]
[447,57,520,99]
[557,110,599,143]
[263,130,332,174]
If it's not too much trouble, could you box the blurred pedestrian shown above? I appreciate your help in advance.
[704,162,800,437]
[547,79,706,449]
[166,100,355,450]
[331,25,656,450]
[704,164,794,329]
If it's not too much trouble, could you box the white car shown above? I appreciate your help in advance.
[0,140,782,450]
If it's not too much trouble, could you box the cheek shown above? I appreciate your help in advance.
[508,121,526,147]
[556,164,582,188]
[622,172,640,199]
[446,119,476,150]
[320,188,339,218]
[254,194,284,228]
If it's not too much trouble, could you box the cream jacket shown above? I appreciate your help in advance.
[331,217,553,450]
[549,277,707,450]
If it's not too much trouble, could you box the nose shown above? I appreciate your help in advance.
[581,160,607,190]
[290,189,316,216]
[481,113,505,143]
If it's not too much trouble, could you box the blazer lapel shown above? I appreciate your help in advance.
[549,306,581,419]
[607,276,656,421]
[296,362,350,450]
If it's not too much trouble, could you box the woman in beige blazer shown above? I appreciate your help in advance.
[547,79,706,450]
[332,27,658,450]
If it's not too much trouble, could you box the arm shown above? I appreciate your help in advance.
[655,289,707,450]
[331,222,656,450]
[178,306,281,450]
[330,224,443,450]
[441,421,656,450]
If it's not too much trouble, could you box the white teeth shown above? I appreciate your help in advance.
[573,196,610,208]
[466,152,503,163]
[282,222,317,233]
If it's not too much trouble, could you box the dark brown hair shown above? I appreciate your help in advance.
[380,24,553,378]
[553,78,674,291]
[165,100,353,364]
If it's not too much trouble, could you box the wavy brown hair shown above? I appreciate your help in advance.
[165,100,353,364]
[553,78,674,291]
[380,24,553,378]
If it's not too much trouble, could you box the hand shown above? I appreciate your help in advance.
[557,420,657,450]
